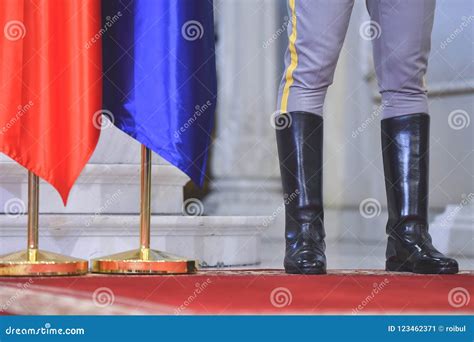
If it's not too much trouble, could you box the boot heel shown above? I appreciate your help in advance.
[386,259,412,272]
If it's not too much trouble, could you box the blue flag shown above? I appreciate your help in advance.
[102,0,217,186]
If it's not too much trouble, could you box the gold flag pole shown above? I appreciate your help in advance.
[139,146,152,261]
[92,145,197,274]
[0,172,88,276]
[27,171,39,262]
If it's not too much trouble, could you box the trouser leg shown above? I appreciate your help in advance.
[367,0,436,118]
[277,0,354,116]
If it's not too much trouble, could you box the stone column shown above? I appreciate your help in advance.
[204,0,284,225]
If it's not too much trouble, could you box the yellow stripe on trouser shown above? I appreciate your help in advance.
[280,0,298,113]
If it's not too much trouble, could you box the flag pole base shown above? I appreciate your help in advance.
[0,249,88,276]
[91,248,197,274]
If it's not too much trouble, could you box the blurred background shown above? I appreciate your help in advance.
[1,0,472,271]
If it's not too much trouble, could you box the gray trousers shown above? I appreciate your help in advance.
[277,0,436,118]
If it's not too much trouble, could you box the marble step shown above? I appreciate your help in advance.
[0,214,269,268]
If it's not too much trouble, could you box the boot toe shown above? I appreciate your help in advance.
[414,257,459,274]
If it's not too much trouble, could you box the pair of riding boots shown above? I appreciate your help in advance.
[276,111,458,275]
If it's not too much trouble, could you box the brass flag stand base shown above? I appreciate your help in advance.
[0,173,88,276]
[91,146,197,275]
[91,249,197,274]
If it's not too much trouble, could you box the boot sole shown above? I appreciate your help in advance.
[284,266,327,275]
[386,260,459,275]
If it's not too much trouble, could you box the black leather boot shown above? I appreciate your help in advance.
[275,111,326,274]
[381,113,459,274]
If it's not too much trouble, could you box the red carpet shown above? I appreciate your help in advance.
[0,270,472,315]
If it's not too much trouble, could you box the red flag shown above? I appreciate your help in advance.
[0,0,102,204]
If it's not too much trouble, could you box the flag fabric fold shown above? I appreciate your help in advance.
[102,0,217,186]
[0,0,102,204]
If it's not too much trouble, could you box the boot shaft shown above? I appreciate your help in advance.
[276,112,325,241]
[275,111,324,221]
[381,113,430,234]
